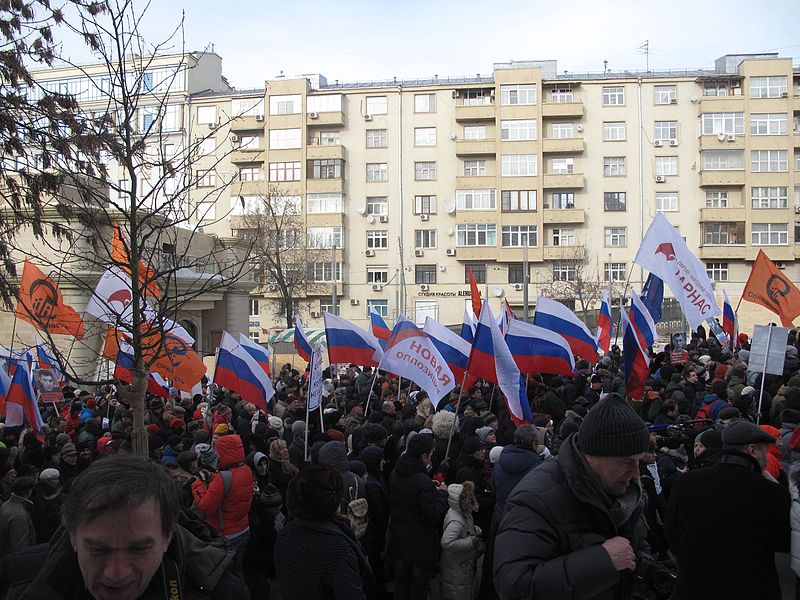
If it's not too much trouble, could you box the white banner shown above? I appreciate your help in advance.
[308,344,323,411]
[749,324,789,376]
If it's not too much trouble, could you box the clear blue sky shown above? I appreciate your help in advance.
[60,0,800,89]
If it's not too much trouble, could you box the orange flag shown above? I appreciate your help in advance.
[742,249,800,327]
[112,223,161,299]
[469,268,482,319]
[15,260,85,339]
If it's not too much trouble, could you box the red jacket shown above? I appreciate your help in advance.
[191,435,253,536]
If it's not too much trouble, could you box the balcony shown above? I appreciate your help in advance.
[306,142,346,161]
[541,101,584,118]
[542,208,586,224]
[455,175,496,188]
[748,245,795,261]
[455,102,496,122]
[455,138,497,156]
[542,138,585,153]
[699,206,746,222]
[698,134,745,151]
[306,178,344,194]
[230,115,265,132]
[543,173,585,188]
[543,245,586,260]
[698,95,745,113]
[231,147,265,163]
[699,245,747,260]
[306,111,345,127]
[699,170,745,187]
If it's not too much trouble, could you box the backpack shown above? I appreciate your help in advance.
[696,398,726,423]
[191,469,233,527]
[346,473,369,539]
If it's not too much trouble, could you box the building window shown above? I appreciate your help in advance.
[655,156,678,177]
[603,157,626,177]
[368,300,389,317]
[501,190,536,211]
[457,224,497,246]
[752,223,788,245]
[703,222,744,245]
[415,265,437,284]
[239,166,262,182]
[502,225,538,247]
[706,262,729,282]
[751,187,788,209]
[508,263,530,284]
[414,93,436,113]
[501,154,537,176]
[464,160,487,176]
[248,331,260,343]
[306,95,342,113]
[196,138,215,157]
[196,170,216,188]
[796,222,800,244]
[702,150,745,170]
[751,150,788,172]
[456,189,496,210]
[604,192,626,211]
[551,123,574,138]
[701,112,745,135]
[269,128,301,149]
[551,86,573,103]
[463,125,486,140]
[462,89,492,106]
[269,94,301,115]
[415,229,437,248]
[501,119,537,141]
[552,228,575,246]
[307,193,343,214]
[603,121,625,141]
[318,131,340,146]
[162,105,180,131]
[138,107,156,131]
[415,161,436,181]
[269,161,301,182]
[464,264,486,284]
[367,267,389,285]
[604,227,627,247]
[366,230,389,249]
[249,298,259,316]
[656,192,679,212]
[319,301,340,315]
[196,105,216,124]
[232,98,264,118]
[749,76,787,99]
[414,195,437,215]
[604,262,626,282]
[366,96,388,115]
[312,262,344,282]
[549,192,574,209]
[552,262,576,281]
[414,127,436,146]
[500,84,537,105]
[654,85,677,104]
[550,158,574,174]
[366,129,387,148]
[366,196,388,215]
[654,121,678,141]
[602,86,625,105]
[367,163,388,181]
[307,227,343,249]
[751,113,788,136]
[705,191,729,208]
[309,159,343,179]
[239,135,261,150]
[703,81,729,97]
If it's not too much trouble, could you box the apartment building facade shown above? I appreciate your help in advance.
[189,54,799,339]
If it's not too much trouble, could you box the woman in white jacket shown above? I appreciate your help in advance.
[439,481,484,600]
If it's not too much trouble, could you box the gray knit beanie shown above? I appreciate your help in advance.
[578,393,650,457]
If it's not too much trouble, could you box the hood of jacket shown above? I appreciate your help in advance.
[317,440,349,472]
[215,434,245,469]
[702,393,721,405]
[498,445,541,476]
[393,452,426,478]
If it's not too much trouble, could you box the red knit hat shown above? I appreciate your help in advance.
[325,429,345,442]
[146,424,160,435]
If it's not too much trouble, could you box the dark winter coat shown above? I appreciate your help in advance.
[664,450,790,600]
[362,469,390,558]
[492,444,543,521]
[387,453,449,566]
[0,496,36,558]
[494,435,649,600]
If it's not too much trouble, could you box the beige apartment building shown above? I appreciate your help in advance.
[188,53,799,339]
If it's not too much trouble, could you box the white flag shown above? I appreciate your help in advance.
[633,212,720,329]
[307,345,323,411]
[85,266,136,325]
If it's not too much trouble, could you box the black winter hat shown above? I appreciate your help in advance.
[578,393,650,457]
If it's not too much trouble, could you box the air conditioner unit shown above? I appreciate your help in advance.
[308,112,319,119]
[576,124,584,132]
[208,122,217,129]
[654,139,663,147]
[781,92,788,98]
[255,115,264,122]
[350,299,360,306]
[310,311,320,318]
[419,284,430,292]
[364,114,373,121]
[669,139,678,147]
[726,134,736,142]
[365,249,375,257]
[669,98,678,104]
[794,206,800,214]
[446,248,456,256]
[420,213,429,221]
[379,215,388,223]
[414,249,424,257]
[230,133,239,143]
[449,133,458,141]
[717,132,727,142]
[372,284,383,292]
[451,90,459,98]
[655,175,666,183]
[514,283,523,291]
[267,285,277,292]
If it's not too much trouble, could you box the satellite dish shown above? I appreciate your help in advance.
[357,205,367,215]
[439,265,446,272]
[447,228,455,237]
[716,132,726,142]
[493,287,503,297]
[449,133,458,141]
[445,203,456,215]
[366,215,375,224]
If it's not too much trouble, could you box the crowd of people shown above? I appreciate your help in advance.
[0,325,798,599]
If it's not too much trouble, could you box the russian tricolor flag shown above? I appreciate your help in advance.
[460,309,476,344]
[369,305,392,350]
[114,342,169,398]
[621,306,650,401]
[423,317,476,389]
[294,316,313,363]
[722,290,737,348]
[533,296,600,363]
[596,292,612,354]
[6,360,45,441]
[214,331,273,410]
[505,319,576,377]
[467,300,531,425]
[0,363,22,426]
[324,312,384,368]
[239,333,271,377]
[628,291,658,352]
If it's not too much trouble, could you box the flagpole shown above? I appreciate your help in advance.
[756,324,772,425]
[444,371,470,464]
[363,357,384,417]
[304,389,310,462]
[487,384,497,414]
[613,264,637,347]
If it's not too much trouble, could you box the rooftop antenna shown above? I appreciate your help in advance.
[638,40,650,72]
[603,60,608,75]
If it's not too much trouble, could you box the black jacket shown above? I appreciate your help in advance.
[664,450,790,600]
[387,453,448,566]
[362,471,390,557]
[492,444,543,521]
[494,435,648,600]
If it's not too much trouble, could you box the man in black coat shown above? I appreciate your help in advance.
[492,424,543,522]
[494,393,652,600]
[387,433,448,600]
[664,420,790,600]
